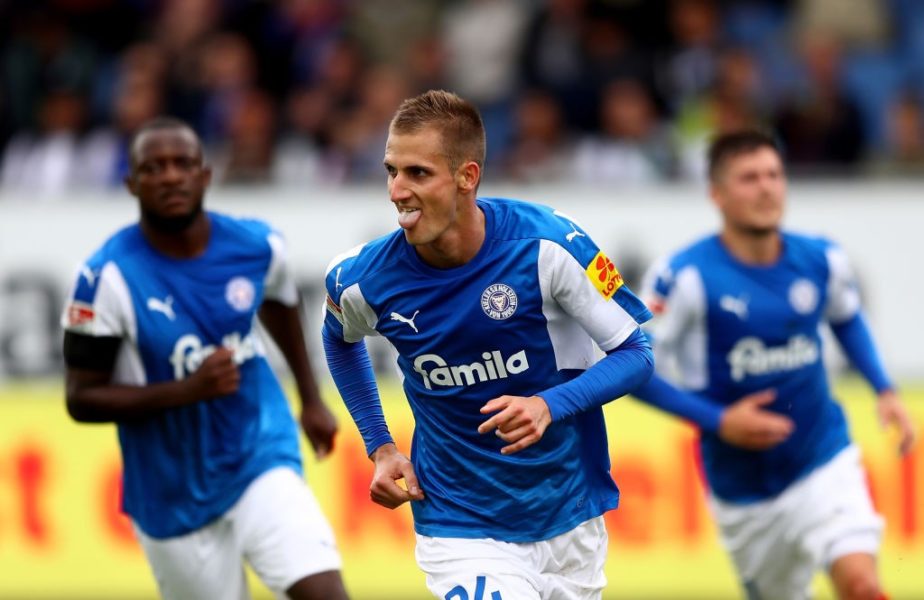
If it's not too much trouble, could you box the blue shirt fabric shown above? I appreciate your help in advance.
[61,212,302,538]
[323,197,652,542]
[638,232,887,503]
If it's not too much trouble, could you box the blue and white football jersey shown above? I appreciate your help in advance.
[642,233,861,502]
[323,198,651,542]
[61,212,302,538]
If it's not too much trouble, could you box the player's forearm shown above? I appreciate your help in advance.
[631,372,723,432]
[258,300,324,407]
[321,327,393,456]
[539,328,654,421]
[65,377,203,422]
[830,312,894,393]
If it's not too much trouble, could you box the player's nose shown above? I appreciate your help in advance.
[389,176,411,203]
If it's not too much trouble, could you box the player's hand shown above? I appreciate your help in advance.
[300,402,338,460]
[877,389,916,456]
[369,443,424,509]
[718,389,794,450]
[478,395,552,455]
[188,347,240,398]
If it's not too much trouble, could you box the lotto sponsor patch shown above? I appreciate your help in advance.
[66,301,95,328]
[585,251,624,300]
[325,295,344,324]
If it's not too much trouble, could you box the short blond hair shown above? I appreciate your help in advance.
[390,90,486,171]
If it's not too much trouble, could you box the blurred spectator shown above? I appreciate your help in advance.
[1,9,97,133]
[441,0,530,158]
[501,89,576,183]
[656,0,724,114]
[866,93,924,178]
[210,88,279,185]
[327,65,411,182]
[519,0,590,130]
[572,79,675,184]
[275,85,335,186]
[1,0,922,191]
[675,47,768,179]
[773,33,866,174]
[1,89,88,198]
[80,44,168,188]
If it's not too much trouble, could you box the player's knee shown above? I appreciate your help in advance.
[837,571,881,600]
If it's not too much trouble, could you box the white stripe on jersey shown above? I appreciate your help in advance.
[646,263,709,390]
[824,245,861,324]
[538,240,639,365]
[339,283,380,343]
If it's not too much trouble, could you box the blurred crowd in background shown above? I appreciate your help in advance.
[2,0,924,198]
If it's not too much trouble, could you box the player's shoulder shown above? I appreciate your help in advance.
[782,230,839,254]
[209,211,277,248]
[324,229,405,299]
[82,222,145,271]
[662,234,718,273]
[481,197,577,243]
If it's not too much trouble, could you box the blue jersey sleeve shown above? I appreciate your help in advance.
[631,372,724,432]
[539,328,654,421]
[321,327,393,456]
[831,312,894,394]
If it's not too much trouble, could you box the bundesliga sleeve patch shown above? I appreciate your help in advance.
[65,301,96,329]
[325,294,344,324]
[585,251,624,300]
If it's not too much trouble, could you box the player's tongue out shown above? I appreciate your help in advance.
[398,208,422,229]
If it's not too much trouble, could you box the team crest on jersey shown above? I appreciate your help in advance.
[481,283,518,320]
[585,251,624,300]
[225,277,255,312]
[788,278,818,315]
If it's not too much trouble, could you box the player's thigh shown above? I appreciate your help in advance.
[416,535,542,600]
[231,466,343,598]
[542,517,608,600]
[134,520,249,600]
[815,447,883,568]
[711,496,814,600]
[829,552,881,600]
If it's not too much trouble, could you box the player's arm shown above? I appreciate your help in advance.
[259,299,337,459]
[631,262,793,449]
[825,244,915,455]
[322,259,423,507]
[478,238,655,455]
[64,332,239,422]
[830,313,915,454]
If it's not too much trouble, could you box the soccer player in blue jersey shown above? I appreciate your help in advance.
[633,130,916,600]
[61,118,349,600]
[322,89,654,599]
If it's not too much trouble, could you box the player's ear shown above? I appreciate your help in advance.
[456,160,480,194]
[124,173,137,196]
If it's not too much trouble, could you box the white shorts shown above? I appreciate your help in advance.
[134,466,342,600]
[415,516,608,600]
[710,445,883,600]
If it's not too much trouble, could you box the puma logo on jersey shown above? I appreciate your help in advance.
[727,335,819,382]
[390,310,420,332]
[147,295,176,320]
[334,266,343,290]
[565,222,586,242]
[413,350,529,390]
[719,294,749,320]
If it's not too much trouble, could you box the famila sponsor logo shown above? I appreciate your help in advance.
[413,350,529,389]
[169,331,260,380]
[727,335,819,382]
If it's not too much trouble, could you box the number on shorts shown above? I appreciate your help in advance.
[444,575,503,600]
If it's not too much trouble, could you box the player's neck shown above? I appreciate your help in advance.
[720,227,781,265]
[141,213,211,259]
[416,204,486,269]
